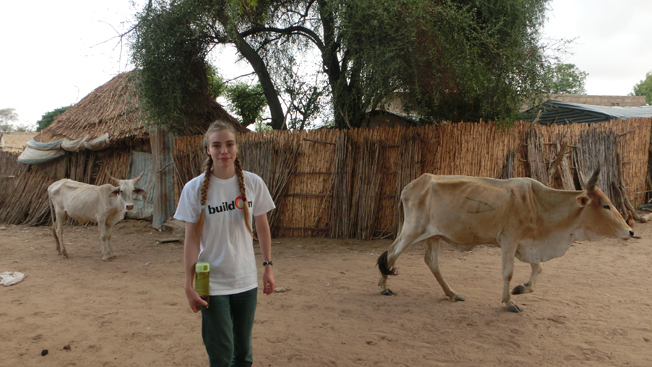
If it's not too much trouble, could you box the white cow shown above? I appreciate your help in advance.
[47,172,147,261]
[377,169,634,312]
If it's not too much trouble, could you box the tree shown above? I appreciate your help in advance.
[0,108,19,124]
[337,0,550,123]
[36,106,70,132]
[253,119,273,132]
[0,108,33,132]
[206,64,227,100]
[207,66,277,129]
[130,1,218,133]
[631,71,652,105]
[284,82,327,130]
[224,82,267,128]
[542,63,587,95]
[130,0,552,129]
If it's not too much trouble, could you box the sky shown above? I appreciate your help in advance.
[542,0,652,96]
[1,0,651,129]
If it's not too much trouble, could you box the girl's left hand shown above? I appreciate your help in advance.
[262,266,275,295]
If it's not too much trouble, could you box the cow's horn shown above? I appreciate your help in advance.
[586,167,601,192]
[133,170,145,184]
[106,173,120,185]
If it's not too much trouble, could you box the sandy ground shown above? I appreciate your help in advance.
[1,219,652,367]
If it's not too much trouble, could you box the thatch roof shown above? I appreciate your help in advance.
[36,71,245,144]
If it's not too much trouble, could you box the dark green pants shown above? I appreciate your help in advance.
[201,288,258,367]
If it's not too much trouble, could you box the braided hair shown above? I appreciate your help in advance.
[195,121,254,237]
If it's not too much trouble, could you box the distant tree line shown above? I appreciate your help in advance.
[0,106,70,133]
[0,108,32,132]
[631,71,652,105]
[36,106,70,132]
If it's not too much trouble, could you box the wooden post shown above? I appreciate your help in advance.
[150,126,176,230]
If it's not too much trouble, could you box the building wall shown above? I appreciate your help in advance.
[360,113,413,128]
[0,132,38,152]
[550,95,646,107]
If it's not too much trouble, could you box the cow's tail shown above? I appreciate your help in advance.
[48,192,56,226]
[377,251,397,276]
[48,191,60,245]
[48,192,56,225]
[378,200,403,277]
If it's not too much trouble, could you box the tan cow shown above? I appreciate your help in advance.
[377,169,634,312]
[47,172,147,261]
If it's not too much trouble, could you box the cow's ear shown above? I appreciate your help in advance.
[576,195,590,207]
[109,187,121,197]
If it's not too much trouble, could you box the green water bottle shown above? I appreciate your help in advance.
[195,262,210,310]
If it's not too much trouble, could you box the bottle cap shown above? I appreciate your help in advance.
[195,262,210,272]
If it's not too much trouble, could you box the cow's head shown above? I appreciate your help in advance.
[107,171,147,211]
[575,168,634,240]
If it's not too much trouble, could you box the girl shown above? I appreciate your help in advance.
[174,121,275,367]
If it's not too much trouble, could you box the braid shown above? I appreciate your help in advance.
[234,157,255,238]
[195,156,213,233]
[200,156,213,206]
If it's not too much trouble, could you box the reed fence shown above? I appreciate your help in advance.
[0,148,135,226]
[2,118,650,235]
[172,118,652,239]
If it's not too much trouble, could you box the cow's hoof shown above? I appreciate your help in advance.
[512,285,526,295]
[381,289,395,296]
[506,304,522,313]
[453,294,465,302]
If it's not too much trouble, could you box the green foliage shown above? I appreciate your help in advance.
[36,106,70,132]
[631,71,652,105]
[284,83,327,130]
[224,82,267,127]
[130,1,217,133]
[274,57,329,130]
[130,0,555,129]
[542,63,587,95]
[253,120,273,132]
[206,64,227,99]
[339,0,550,123]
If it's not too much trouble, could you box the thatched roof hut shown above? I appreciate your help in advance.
[7,70,242,227]
[33,71,245,147]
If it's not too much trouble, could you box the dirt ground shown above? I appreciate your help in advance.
[1,219,652,367]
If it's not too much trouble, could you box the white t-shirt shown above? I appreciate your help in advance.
[174,171,275,295]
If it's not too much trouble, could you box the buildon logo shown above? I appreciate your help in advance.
[207,196,252,214]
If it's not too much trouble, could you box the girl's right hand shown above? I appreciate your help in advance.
[185,285,208,313]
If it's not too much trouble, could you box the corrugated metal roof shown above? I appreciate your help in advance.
[522,99,652,125]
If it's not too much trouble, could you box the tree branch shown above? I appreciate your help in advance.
[240,26,325,52]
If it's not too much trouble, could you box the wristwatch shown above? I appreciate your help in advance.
[262,261,273,266]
